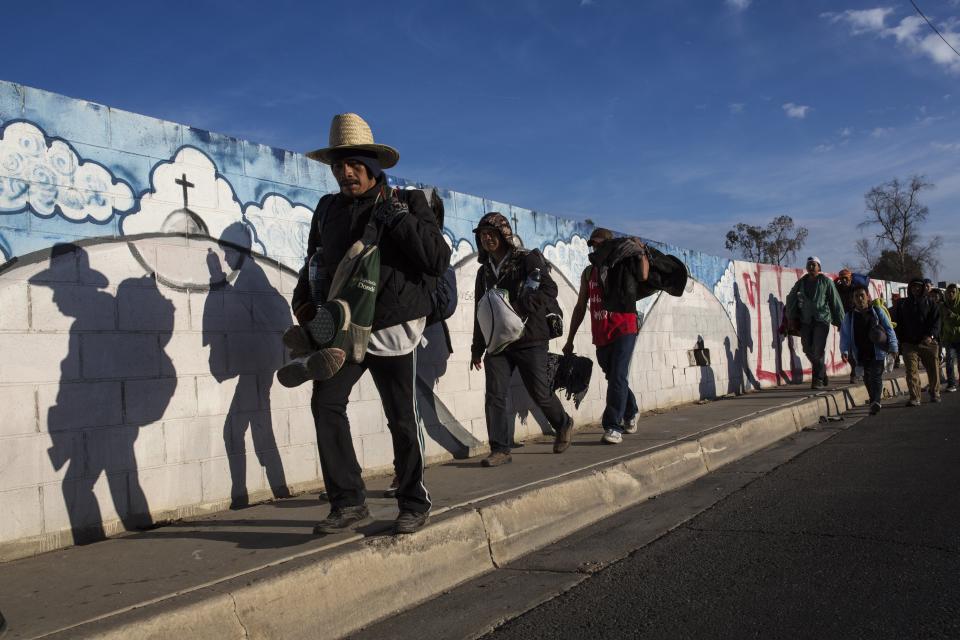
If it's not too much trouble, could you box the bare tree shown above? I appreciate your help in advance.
[764,215,809,266]
[858,176,942,280]
[725,216,809,265]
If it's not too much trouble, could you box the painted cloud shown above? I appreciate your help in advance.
[543,234,590,286]
[0,121,134,221]
[446,233,474,266]
[121,147,242,240]
[244,194,313,269]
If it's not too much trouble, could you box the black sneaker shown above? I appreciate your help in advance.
[312,505,370,534]
[393,510,429,535]
[383,475,399,498]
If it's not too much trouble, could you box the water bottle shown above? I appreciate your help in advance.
[525,267,541,291]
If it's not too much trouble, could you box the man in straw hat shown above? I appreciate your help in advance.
[562,228,641,445]
[293,113,451,535]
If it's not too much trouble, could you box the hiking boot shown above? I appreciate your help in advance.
[601,429,623,444]
[277,348,347,388]
[312,505,370,534]
[553,415,574,453]
[622,416,638,434]
[383,475,399,498]
[869,402,882,415]
[393,510,429,535]
[481,451,512,467]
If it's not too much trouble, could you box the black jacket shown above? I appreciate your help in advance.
[589,239,687,312]
[471,248,558,360]
[292,180,451,331]
[892,291,942,345]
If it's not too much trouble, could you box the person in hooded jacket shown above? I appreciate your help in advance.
[470,212,574,467]
[940,283,960,392]
[785,256,845,389]
[840,285,898,415]
[892,278,942,405]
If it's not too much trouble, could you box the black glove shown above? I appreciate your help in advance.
[374,196,409,229]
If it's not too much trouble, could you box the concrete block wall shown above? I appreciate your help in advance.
[0,79,903,557]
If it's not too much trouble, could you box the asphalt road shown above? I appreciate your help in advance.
[484,393,960,640]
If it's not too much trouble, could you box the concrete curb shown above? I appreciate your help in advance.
[45,376,915,640]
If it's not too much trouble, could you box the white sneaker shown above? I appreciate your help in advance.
[602,429,623,444]
[622,417,638,434]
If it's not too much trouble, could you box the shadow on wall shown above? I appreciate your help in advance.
[33,244,175,544]
[696,335,717,400]
[416,322,483,458]
[728,282,761,395]
[203,223,290,509]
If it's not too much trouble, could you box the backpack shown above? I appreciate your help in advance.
[398,186,458,326]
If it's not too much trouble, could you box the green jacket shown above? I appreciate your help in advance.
[942,295,960,343]
[785,273,845,328]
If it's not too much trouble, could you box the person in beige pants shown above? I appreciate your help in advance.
[892,278,943,406]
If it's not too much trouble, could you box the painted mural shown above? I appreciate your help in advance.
[0,80,905,557]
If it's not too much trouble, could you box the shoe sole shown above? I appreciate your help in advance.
[277,348,347,388]
[602,437,622,445]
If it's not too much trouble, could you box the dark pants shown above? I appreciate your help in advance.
[484,343,569,453]
[800,321,830,384]
[311,350,430,514]
[861,359,884,404]
[596,332,639,432]
[946,342,960,387]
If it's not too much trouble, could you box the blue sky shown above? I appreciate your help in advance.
[4,0,959,279]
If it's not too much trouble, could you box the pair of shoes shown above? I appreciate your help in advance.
[313,505,370,534]
[622,417,638,434]
[946,385,958,393]
[481,451,512,467]
[601,429,623,444]
[394,510,429,535]
[869,402,882,415]
[383,475,399,498]
[277,348,347,388]
[553,415,574,453]
[906,399,921,407]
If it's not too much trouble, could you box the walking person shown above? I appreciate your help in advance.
[785,256,845,389]
[834,268,860,383]
[891,278,942,406]
[840,286,898,415]
[293,113,451,535]
[940,283,960,393]
[470,213,573,466]
[563,227,642,444]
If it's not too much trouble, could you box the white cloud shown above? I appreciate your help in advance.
[823,8,894,34]
[825,7,960,74]
[932,141,960,151]
[839,127,853,137]
[0,121,134,221]
[542,235,590,285]
[814,144,834,153]
[579,0,595,6]
[445,234,474,266]
[726,0,752,11]
[729,102,746,114]
[782,103,811,119]
[871,127,895,137]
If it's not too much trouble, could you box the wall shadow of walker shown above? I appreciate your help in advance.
[415,322,484,458]
[202,222,291,509]
[31,244,175,544]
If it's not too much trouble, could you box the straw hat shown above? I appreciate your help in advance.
[306,113,399,168]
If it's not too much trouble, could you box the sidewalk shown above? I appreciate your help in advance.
[0,376,912,640]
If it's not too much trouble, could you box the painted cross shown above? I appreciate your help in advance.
[175,173,195,209]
